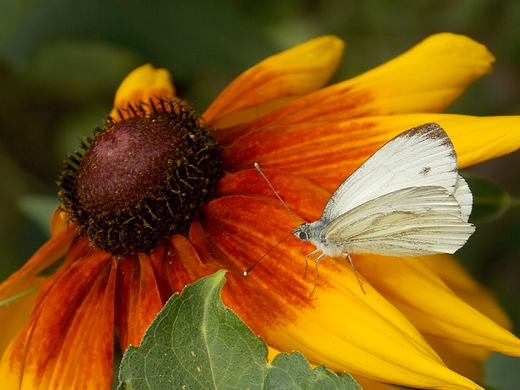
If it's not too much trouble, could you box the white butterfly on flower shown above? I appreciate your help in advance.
[249,123,475,293]
[294,122,474,259]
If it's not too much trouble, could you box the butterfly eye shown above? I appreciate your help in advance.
[298,231,308,241]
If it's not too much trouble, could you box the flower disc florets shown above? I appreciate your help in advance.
[58,98,222,256]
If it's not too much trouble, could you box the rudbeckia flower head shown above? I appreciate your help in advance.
[58,99,222,256]
[2,34,520,390]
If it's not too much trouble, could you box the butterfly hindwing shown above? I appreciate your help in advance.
[321,186,475,256]
[453,175,473,221]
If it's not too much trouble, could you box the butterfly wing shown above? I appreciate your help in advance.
[321,123,462,222]
[453,174,472,222]
[320,186,475,257]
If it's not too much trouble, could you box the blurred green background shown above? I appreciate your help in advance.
[1,0,520,388]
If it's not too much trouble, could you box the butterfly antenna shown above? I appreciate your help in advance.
[243,232,293,276]
[254,163,301,225]
[345,253,366,294]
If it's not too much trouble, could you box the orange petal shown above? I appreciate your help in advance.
[356,255,520,357]
[109,64,177,118]
[164,235,212,293]
[236,33,493,130]
[115,253,164,352]
[221,118,384,192]
[204,36,344,128]
[0,227,75,358]
[222,115,405,192]
[213,168,330,222]
[0,248,115,390]
[222,113,520,192]
[193,195,483,390]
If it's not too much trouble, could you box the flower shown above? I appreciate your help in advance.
[2,33,520,389]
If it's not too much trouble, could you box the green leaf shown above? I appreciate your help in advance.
[267,352,362,389]
[464,174,516,222]
[118,270,361,390]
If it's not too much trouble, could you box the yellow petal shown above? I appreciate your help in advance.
[356,255,520,357]
[421,255,512,330]
[340,32,495,115]
[267,346,282,362]
[204,36,344,128]
[354,376,401,390]
[426,114,520,168]
[109,64,177,118]
[265,261,484,390]
[419,258,511,382]
[344,113,520,169]
[424,335,490,383]
[240,33,494,129]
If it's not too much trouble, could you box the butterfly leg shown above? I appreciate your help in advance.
[343,253,366,295]
[302,255,309,279]
[303,249,321,280]
[309,253,325,297]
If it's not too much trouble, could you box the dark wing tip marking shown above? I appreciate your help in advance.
[404,122,444,139]
[406,122,458,157]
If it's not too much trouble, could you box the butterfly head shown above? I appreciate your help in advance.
[293,222,323,243]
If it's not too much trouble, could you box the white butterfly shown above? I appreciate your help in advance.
[294,122,475,267]
[249,123,474,294]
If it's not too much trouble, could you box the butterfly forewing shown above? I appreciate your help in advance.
[321,123,459,222]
